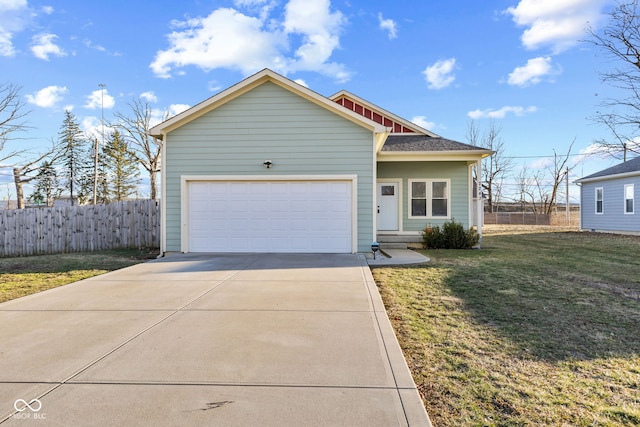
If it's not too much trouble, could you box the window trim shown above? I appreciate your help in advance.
[624,184,634,214]
[408,179,451,219]
[595,187,604,215]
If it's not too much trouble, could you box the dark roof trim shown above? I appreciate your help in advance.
[381,134,491,153]
[575,156,640,183]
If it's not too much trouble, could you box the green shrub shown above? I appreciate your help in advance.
[422,224,444,249]
[421,219,479,249]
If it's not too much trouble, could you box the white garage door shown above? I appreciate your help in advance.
[188,181,353,253]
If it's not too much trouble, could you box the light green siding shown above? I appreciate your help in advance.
[377,161,471,231]
[164,82,375,252]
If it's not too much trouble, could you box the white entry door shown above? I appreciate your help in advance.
[378,182,399,231]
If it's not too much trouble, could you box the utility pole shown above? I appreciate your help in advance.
[94,83,106,204]
[565,167,570,225]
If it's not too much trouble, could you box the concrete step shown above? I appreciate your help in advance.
[377,235,421,241]
[380,242,409,249]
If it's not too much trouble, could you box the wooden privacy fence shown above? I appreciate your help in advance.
[484,213,551,226]
[0,200,160,257]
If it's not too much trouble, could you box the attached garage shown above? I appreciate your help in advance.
[184,177,356,253]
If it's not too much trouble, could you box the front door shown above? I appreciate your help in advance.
[378,182,399,231]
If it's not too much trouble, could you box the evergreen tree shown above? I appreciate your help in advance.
[90,136,110,204]
[58,110,90,205]
[103,130,140,201]
[28,160,61,206]
[95,151,110,204]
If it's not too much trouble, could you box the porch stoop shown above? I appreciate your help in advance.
[376,234,423,250]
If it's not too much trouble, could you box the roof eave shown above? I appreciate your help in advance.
[377,150,493,162]
[575,170,640,184]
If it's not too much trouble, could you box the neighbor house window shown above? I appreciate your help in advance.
[625,184,634,214]
[409,179,450,218]
[595,187,603,214]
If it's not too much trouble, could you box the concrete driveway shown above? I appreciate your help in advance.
[0,253,430,426]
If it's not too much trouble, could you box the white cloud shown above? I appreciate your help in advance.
[378,13,397,39]
[293,78,308,87]
[84,88,115,110]
[81,116,101,140]
[282,0,348,79]
[151,8,286,78]
[505,0,608,53]
[411,116,436,131]
[83,39,105,52]
[0,0,30,56]
[149,104,192,128]
[508,56,561,86]
[467,105,538,119]
[423,58,456,89]
[529,157,553,169]
[150,0,350,82]
[167,103,190,117]
[233,0,275,19]
[30,33,66,60]
[207,80,222,92]
[0,31,14,56]
[234,0,268,6]
[140,91,158,103]
[580,138,640,159]
[25,85,68,108]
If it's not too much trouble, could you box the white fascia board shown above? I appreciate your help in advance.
[377,150,492,162]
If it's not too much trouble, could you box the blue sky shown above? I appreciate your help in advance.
[0,0,628,201]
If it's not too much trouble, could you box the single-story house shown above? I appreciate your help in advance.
[149,69,492,254]
[575,156,640,235]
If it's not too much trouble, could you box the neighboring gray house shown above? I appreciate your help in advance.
[149,69,492,254]
[575,156,640,234]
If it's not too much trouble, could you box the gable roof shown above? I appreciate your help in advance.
[330,90,439,137]
[576,156,640,184]
[149,68,388,140]
[148,68,492,161]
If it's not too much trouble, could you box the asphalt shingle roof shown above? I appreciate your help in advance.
[381,134,488,152]
[579,156,640,181]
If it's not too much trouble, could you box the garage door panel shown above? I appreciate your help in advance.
[188,180,353,253]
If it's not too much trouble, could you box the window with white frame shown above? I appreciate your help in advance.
[595,187,603,214]
[625,184,634,214]
[409,179,450,218]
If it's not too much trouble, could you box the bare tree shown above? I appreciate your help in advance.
[467,120,511,212]
[112,98,163,200]
[515,165,542,214]
[587,0,640,160]
[544,140,576,214]
[0,82,30,162]
[12,145,60,209]
[513,141,576,215]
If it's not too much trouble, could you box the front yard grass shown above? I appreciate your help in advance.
[0,248,159,303]
[372,229,640,426]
